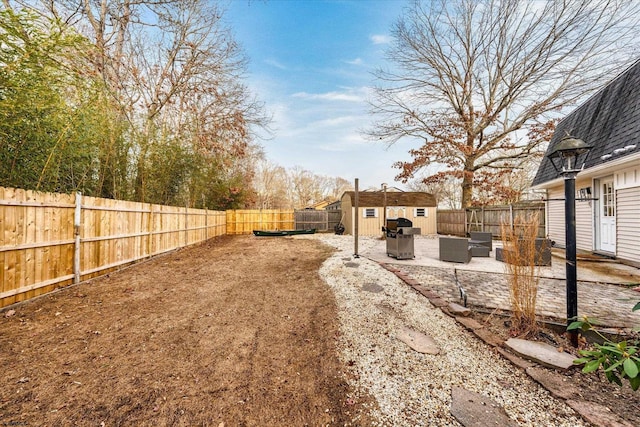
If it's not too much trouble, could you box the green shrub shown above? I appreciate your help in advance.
[570,302,640,391]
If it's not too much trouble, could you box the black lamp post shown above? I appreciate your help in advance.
[546,136,593,346]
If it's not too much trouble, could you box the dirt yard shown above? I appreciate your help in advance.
[0,235,375,426]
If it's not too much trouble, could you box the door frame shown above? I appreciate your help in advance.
[594,176,616,254]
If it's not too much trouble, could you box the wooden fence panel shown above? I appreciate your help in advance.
[226,209,295,234]
[1,186,228,308]
[0,187,76,306]
[437,204,546,238]
[295,210,325,230]
[436,210,466,236]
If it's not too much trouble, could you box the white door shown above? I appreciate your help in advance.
[599,179,616,253]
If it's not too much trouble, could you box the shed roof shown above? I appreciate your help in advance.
[341,191,436,207]
[532,59,640,186]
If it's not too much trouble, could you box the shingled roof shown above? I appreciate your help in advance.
[342,191,436,207]
[532,59,640,186]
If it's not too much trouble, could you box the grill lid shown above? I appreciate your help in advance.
[386,217,413,230]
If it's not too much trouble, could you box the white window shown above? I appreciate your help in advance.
[363,208,378,218]
[414,208,428,217]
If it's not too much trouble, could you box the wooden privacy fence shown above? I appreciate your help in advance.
[0,187,226,308]
[294,210,342,231]
[226,209,294,235]
[437,203,546,238]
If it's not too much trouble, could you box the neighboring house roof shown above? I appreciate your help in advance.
[306,200,331,210]
[341,191,436,207]
[532,59,640,187]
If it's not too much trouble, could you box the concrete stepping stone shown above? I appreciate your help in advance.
[505,338,575,370]
[396,326,440,354]
[362,283,384,293]
[450,387,517,427]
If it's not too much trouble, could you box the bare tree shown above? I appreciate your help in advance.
[21,0,269,205]
[252,159,290,209]
[368,0,640,208]
[407,175,461,210]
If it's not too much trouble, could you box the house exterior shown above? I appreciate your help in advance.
[340,191,437,236]
[531,60,640,267]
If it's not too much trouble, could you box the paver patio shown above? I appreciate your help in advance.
[360,235,640,329]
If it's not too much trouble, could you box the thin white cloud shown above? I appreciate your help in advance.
[346,57,364,65]
[292,91,364,103]
[264,58,287,70]
[370,34,392,45]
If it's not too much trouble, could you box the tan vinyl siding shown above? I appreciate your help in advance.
[546,187,565,247]
[616,186,640,265]
[343,195,353,235]
[411,209,437,234]
[575,176,594,252]
[348,207,437,236]
[575,200,593,251]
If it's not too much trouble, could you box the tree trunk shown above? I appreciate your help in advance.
[461,168,474,208]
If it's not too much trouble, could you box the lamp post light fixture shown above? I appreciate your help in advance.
[546,136,593,346]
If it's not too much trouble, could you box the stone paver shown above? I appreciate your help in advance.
[505,338,575,370]
[396,326,440,354]
[450,387,517,427]
[362,235,640,329]
[392,264,640,329]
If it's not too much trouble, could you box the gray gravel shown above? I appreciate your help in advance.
[307,234,587,427]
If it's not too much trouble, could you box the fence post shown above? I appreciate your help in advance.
[148,203,154,257]
[184,204,188,246]
[510,204,514,229]
[73,192,82,284]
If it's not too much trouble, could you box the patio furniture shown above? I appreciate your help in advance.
[470,245,490,257]
[439,237,472,263]
[496,238,552,266]
[469,232,492,251]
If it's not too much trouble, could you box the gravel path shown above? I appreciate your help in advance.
[311,234,588,427]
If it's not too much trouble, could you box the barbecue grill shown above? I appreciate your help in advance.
[383,217,421,260]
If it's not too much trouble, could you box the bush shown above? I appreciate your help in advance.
[570,302,640,391]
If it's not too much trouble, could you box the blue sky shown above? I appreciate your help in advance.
[225,0,415,190]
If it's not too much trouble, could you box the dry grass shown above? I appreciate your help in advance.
[500,213,544,337]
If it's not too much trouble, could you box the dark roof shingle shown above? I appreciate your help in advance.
[532,59,640,186]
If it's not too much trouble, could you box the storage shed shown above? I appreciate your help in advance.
[340,191,437,236]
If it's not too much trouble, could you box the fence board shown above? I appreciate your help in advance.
[0,187,228,308]
[227,209,294,234]
[437,204,546,238]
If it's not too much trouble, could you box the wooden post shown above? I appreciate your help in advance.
[382,183,387,238]
[73,192,81,284]
[184,204,188,246]
[148,203,153,257]
[354,178,359,258]
[510,204,514,229]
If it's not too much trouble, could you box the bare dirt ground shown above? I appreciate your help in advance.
[2,234,639,426]
[0,235,375,426]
